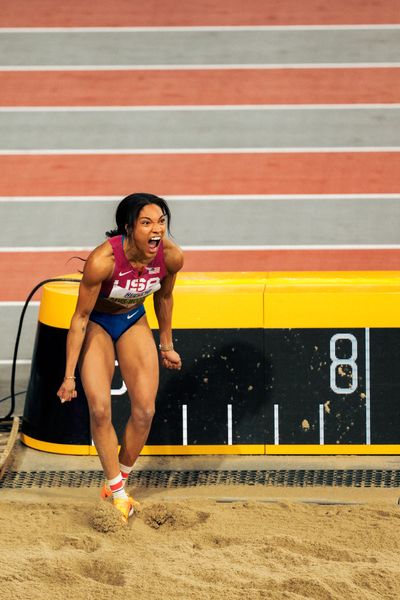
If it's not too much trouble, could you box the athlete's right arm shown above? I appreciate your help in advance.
[57,249,112,402]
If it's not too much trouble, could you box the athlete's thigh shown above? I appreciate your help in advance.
[116,314,159,406]
[79,321,115,409]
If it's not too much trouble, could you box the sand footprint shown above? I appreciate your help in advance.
[53,534,101,553]
[141,502,209,530]
[78,558,126,587]
[266,535,375,564]
[204,534,240,548]
[282,577,334,597]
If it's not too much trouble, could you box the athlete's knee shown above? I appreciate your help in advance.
[89,401,112,428]
[132,404,155,429]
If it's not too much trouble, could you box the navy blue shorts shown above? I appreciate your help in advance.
[89,304,145,342]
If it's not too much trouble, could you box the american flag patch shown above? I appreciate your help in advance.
[146,266,160,274]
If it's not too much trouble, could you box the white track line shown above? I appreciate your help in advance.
[2,104,400,111]
[2,25,400,33]
[1,244,400,252]
[0,246,94,252]
[0,301,40,306]
[1,147,399,155]
[1,25,400,32]
[0,359,32,364]
[1,194,400,202]
[1,63,400,71]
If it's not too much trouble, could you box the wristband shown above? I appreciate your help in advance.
[159,343,174,352]
[64,376,76,380]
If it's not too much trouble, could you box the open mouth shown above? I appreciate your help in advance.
[148,236,161,250]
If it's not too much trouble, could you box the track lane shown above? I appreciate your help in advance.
[1,197,399,247]
[0,0,398,27]
[1,68,400,106]
[2,107,399,151]
[1,2,399,307]
[1,152,399,196]
[3,248,400,301]
[1,30,399,68]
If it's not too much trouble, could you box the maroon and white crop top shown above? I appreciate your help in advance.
[100,235,167,305]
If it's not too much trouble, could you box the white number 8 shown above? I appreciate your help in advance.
[330,334,358,394]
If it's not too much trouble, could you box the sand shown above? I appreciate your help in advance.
[1,484,400,600]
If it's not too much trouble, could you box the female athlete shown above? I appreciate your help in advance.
[57,193,183,522]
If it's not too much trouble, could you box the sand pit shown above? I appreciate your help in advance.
[1,484,400,600]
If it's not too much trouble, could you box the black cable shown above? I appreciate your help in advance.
[0,278,80,422]
[0,391,26,405]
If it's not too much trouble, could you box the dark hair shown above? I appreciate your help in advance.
[106,193,172,238]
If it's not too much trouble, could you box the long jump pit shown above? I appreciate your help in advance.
[1,445,400,600]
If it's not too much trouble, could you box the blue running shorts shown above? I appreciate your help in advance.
[89,304,145,342]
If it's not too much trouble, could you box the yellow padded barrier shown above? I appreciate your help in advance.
[40,271,400,331]
[29,271,400,456]
[38,272,267,330]
[265,271,400,328]
[20,434,265,456]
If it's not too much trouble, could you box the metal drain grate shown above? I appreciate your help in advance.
[1,469,400,489]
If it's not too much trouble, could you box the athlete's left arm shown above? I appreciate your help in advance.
[153,241,184,370]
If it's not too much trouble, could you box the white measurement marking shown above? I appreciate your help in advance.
[274,404,279,445]
[110,360,126,396]
[365,328,371,445]
[182,404,188,445]
[319,404,325,445]
[227,404,233,445]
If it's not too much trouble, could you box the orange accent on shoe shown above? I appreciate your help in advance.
[112,496,138,524]
[100,482,112,500]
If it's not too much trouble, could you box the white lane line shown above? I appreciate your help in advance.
[197,243,400,251]
[0,301,40,306]
[1,193,400,202]
[0,147,399,155]
[365,328,371,445]
[0,196,122,202]
[0,247,93,252]
[0,63,400,71]
[0,359,32,365]
[2,104,400,111]
[1,25,400,32]
[2,244,400,252]
[173,244,400,251]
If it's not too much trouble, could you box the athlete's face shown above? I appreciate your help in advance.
[132,204,167,257]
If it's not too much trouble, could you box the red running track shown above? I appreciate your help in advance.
[1,153,400,196]
[0,0,398,26]
[1,0,399,295]
[2,68,400,107]
[3,249,400,301]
